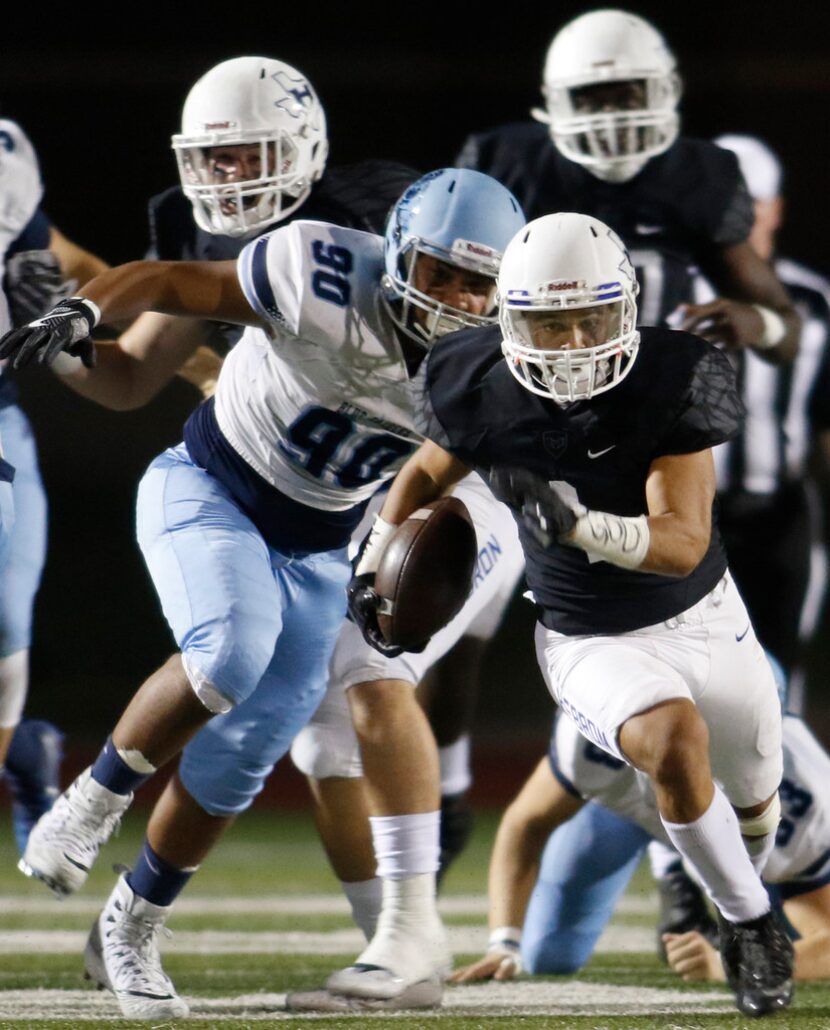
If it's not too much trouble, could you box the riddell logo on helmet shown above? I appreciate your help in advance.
[542,280,583,292]
[452,239,497,259]
[203,121,235,130]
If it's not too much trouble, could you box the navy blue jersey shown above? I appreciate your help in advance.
[420,325,743,634]
[457,126,753,326]
[148,160,418,354]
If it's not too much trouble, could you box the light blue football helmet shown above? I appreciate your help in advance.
[382,168,525,347]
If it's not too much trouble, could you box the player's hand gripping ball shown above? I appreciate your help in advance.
[373,496,478,652]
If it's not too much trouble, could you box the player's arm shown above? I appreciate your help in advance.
[51,313,214,411]
[684,241,799,364]
[665,883,830,982]
[348,441,472,657]
[637,450,716,576]
[48,225,109,286]
[79,259,261,328]
[0,259,264,371]
[450,758,584,983]
[379,440,472,525]
[499,449,715,578]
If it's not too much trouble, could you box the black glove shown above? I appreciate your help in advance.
[0,296,100,370]
[489,466,578,547]
[346,573,406,658]
[4,249,74,325]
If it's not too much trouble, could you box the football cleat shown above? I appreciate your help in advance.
[4,719,64,855]
[84,874,188,1019]
[656,865,719,961]
[718,909,794,1017]
[286,976,443,1012]
[326,876,451,1001]
[437,791,474,888]
[18,766,132,896]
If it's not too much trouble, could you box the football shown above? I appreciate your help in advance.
[374,496,478,651]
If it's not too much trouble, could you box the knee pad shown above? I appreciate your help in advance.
[739,792,781,838]
[181,653,234,715]
[290,720,364,779]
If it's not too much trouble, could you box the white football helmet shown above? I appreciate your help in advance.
[533,10,681,183]
[172,57,328,237]
[499,213,640,403]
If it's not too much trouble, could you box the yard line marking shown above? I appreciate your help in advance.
[0,924,653,954]
[0,982,734,1021]
[0,892,657,916]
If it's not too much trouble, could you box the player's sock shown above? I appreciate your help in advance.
[90,737,155,796]
[438,736,472,796]
[342,877,383,941]
[371,811,441,879]
[127,838,197,907]
[661,786,770,924]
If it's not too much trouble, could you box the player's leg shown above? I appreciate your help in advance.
[0,405,62,853]
[522,802,650,973]
[536,574,792,1015]
[85,544,350,1020]
[417,487,524,883]
[311,476,522,1002]
[20,445,283,898]
[290,679,381,939]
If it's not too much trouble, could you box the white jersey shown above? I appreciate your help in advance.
[217,220,423,512]
[551,713,830,895]
[0,120,43,352]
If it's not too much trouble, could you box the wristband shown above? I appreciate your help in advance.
[751,305,786,351]
[72,297,102,334]
[570,511,650,570]
[488,926,523,950]
[354,516,397,576]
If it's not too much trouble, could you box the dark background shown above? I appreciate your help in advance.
[5,4,830,753]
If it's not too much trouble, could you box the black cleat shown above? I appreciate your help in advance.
[437,791,474,888]
[718,909,794,1017]
[656,865,719,961]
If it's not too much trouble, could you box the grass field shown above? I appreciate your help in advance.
[0,805,828,1029]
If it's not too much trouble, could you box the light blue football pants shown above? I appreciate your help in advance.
[0,406,47,657]
[136,444,351,815]
[522,801,650,973]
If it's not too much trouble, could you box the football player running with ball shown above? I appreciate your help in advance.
[357,212,793,1018]
[0,168,524,1020]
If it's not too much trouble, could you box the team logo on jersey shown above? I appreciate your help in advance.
[542,429,569,458]
[271,72,316,117]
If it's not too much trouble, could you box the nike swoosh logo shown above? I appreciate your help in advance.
[588,446,616,459]
[736,624,750,642]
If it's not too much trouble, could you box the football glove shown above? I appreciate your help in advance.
[3,250,75,326]
[0,297,100,370]
[489,466,579,547]
[346,573,406,659]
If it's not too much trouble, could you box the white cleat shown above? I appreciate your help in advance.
[18,767,133,897]
[84,874,189,1020]
[326,873,451,1001]
[286,976,443,1011]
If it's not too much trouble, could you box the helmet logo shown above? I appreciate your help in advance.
[203,121,234,130]
[271,71,315,116]
[542,280,582,292]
